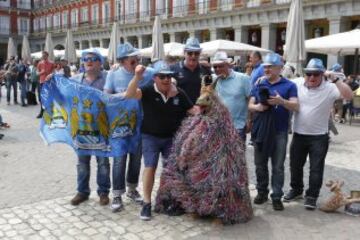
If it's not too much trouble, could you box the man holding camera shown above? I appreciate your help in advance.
[248,53,299,211]
[212,51,251,142]
[284,58,353,210]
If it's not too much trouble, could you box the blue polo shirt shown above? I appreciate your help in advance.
[71,71,107,91]
[251,77,298,132]
[104,66,155,94]
[250,62,264,87]
[215,70,251,130]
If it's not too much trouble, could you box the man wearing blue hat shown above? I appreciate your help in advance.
[104,42,155,212]
[170,37,211,104]
[69,48,111,206]
[123,61,193,221]
[211,51,251,142]
[248,52,299,211]
[284,58,353,210]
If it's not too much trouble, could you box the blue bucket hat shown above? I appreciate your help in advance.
[153,60,174,75]
[330,63,343,72]
[81,48,104,64]
[117,42,140,59]
[304,58,326,73]
[184,37,202,52]
[262,53,283,66]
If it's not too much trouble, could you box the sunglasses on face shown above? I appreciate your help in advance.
[82,56,100,62]
[213,65,225,69]
[305,72,321,77]
[187,51,200,57]
[157,74,172,80]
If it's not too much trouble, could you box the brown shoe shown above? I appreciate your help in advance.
[99,195,109,206]
[70,193,89,206]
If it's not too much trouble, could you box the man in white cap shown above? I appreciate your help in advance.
[212,51,251,142]
[104,42,155,212]
[69,48,111,206]
[284,58,353,210]
[171,37,211,104]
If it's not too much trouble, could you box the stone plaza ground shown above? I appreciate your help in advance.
[1,93,360,239]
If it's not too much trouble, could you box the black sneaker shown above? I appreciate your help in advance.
[283,190,303,202]
[140,202,152,221]
[127,189,143,204]
[272,199,284,211]
[111,196,123,212]
[253,194,268,205]
[304,197,317,210]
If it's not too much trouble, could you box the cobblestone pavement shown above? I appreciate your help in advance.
[1,94,360,239]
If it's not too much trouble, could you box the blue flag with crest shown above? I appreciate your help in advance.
[40,75,141,157]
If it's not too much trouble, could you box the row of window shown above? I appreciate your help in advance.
[0,0,293,34]
[0,0,31,9]
[0,15,29,34]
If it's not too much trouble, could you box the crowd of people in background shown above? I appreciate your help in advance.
[0,37,360,223]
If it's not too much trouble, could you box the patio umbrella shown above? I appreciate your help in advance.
[64,29,77,63]
[283,0,306,76]
[305,29,360,74]
[21,35,32,64]
[7,37,17,60]
[305,29,360,55]
[140,42,184,58]
[108,22,120,64]
[151,16,165,62]
[44,32,54,61]
[200,39,270,57]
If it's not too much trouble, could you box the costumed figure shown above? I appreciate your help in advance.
[155,86,253,224]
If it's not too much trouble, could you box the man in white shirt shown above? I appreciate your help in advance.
[283,58,353,210]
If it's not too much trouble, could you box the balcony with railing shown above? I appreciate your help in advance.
[30,0,335,35]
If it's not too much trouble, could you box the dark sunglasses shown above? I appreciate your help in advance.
[187,51,200,57]
[157,74,172,80]
[213,65,225,69]
[82,56,100,62]
[305,72,321,77]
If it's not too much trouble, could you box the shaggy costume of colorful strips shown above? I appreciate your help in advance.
[155,89,253,224]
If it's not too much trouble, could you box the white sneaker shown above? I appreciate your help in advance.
[111,196,123,212]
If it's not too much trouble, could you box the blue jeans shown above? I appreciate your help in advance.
[19,80,27,105]
[6,79,17,103]
[289,133,329,198]
[77,155,110,196]
[142,134,172,168]
[254,132,288,200]
[112,142,142,196]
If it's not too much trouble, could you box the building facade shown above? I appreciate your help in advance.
[0,0,32,64]
[1,0,359,70]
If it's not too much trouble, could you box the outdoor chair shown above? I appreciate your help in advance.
[349,95,360,125]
